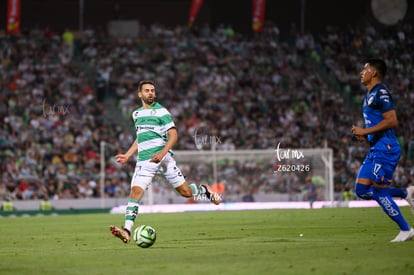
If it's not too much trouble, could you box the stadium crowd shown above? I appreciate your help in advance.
[0,20,413,203]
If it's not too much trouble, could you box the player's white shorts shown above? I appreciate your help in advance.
[131,153,186,190]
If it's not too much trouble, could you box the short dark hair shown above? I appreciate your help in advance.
[138,80,155,92]
[366,58,387,79]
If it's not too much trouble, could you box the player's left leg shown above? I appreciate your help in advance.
[164,154,221,205]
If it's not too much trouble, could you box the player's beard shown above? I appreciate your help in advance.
[142,96,155,105]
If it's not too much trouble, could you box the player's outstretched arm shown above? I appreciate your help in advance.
[115,139,138,164]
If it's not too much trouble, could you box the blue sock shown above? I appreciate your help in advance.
[388,188,407,199]
[372,187,410,231]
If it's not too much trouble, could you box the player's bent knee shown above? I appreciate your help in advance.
[355,183,373,200]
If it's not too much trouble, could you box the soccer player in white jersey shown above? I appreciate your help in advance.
[110,80,221,244]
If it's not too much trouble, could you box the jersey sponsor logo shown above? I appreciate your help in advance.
[136,125,155,131]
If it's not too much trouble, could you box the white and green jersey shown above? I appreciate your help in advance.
[132,102,175,161]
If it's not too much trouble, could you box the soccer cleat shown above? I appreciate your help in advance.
[200,184,221,205]
[110,225,130,244]
[405,186,414,215]
[390,228,414,242]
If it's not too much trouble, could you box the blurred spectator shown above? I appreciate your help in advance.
[61,28,74,63]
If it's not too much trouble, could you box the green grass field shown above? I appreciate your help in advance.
[1,207,413,275]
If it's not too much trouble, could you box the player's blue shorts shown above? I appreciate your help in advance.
[356,141,400,185]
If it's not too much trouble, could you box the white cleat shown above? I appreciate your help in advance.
[405,186,414,215]
[390,228,414,242]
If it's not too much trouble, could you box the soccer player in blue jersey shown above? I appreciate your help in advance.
[352,58,414,242]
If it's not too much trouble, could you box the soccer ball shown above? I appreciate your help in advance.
[133,225,156,248]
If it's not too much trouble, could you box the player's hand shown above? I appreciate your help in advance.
[351,125,366,136]
[115,154,129,165]
[351,125,366,142]
[150,152,165,163]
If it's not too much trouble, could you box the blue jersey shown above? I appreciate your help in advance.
[362,83,399,149]
[358,83,400,184]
